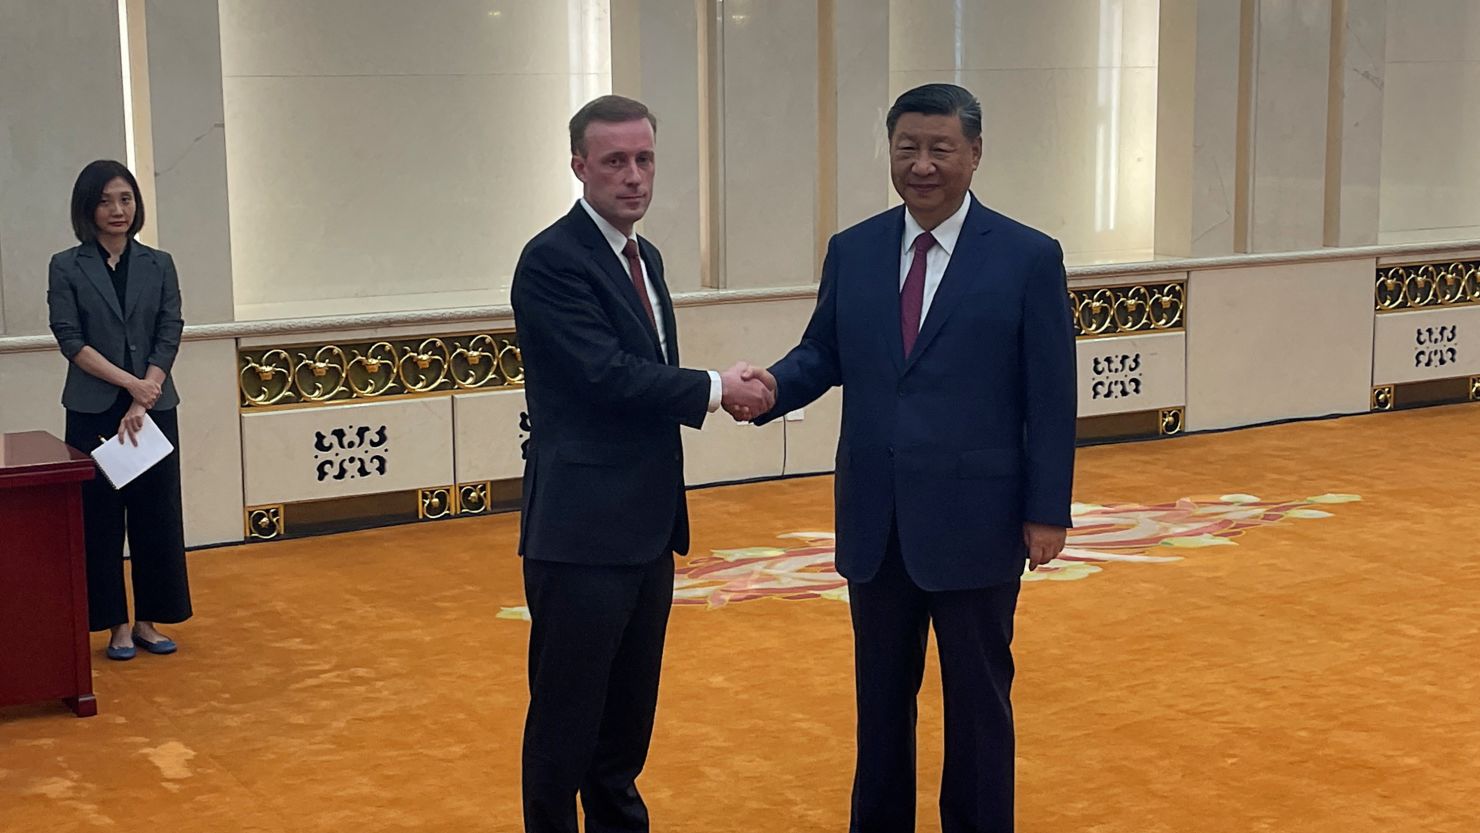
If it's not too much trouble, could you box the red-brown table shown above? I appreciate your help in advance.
[0,431,97,717]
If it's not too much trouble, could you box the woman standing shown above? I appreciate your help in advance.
[47,160,191,661]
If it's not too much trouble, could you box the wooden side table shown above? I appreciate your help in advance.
[0,431,98,717]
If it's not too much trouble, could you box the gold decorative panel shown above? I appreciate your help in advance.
[1157,407,1184,436]
[240,331,522,409]
[420,485,452,517]
[458,481,493,515]
[1069,282,1186,338]
[242,480,519,541]
[1371,385,1394,412]
[1375,261,1480,313]
[418,482,498,520]
[245,505,284,540]
[419,486,455,520]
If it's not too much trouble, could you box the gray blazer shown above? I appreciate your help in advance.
[47,240,184,413]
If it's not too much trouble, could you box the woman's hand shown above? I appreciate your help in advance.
[118,402,148,446]
[129,376,162,409]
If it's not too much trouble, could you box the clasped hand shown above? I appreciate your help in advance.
[720,362,776,422]
[130,377,161,409]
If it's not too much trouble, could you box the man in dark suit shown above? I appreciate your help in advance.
[510,95,772,833]
[749,84,1078,833]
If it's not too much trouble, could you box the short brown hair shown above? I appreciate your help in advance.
[569,95,658,156]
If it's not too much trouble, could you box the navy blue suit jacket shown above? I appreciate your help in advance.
[511,203,712,565]
[756,196,1077,590]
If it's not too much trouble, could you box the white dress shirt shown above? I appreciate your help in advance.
[579,198,722,412]
[900,193,973,331]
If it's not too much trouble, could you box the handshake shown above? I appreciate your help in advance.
[719,362,776,423]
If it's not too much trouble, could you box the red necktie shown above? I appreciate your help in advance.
[900,231,936,356]
[621,239,658,328]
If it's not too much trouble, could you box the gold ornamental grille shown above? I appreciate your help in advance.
[1375,261,1480,312]
[239,331,523,410]
[1069,282,1186,338]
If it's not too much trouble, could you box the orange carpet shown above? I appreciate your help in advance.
[3,405,1478,832]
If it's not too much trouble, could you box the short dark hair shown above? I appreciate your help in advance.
[886,84,982,141]
[569,95,658,156]
[70,159,145,243]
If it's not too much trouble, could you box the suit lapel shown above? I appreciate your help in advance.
[76,245,124,321]
[639,236,679,365]
[874,207,908,376]
[903,198,994,375]
[123,243,153,322]
[564,204,663,359]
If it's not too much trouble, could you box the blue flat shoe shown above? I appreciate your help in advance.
[106,644,136,661]
[133,633,177,655]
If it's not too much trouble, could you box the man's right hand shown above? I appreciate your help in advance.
[129,377,162,409]
[721,362,775,422]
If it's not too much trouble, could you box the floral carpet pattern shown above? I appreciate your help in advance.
[497,493,1360,619]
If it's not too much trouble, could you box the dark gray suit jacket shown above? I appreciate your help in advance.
[47,240,184,413]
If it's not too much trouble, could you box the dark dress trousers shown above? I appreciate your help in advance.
[48,240,191,631]
[510,203,711,833]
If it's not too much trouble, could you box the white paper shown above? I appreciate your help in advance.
[90,413,173,489]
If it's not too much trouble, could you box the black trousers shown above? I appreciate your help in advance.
[521,554,674,833]
[848,525,1021,833]
[64,399,192,632]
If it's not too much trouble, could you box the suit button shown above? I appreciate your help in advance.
[887,447,895,458]
[896,388,904,398]
[673,452,681,462]
[129,345,137,352]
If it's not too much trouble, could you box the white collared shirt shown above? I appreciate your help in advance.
[900,193,972,332]
[579,198,721,412]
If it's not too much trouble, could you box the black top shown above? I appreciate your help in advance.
[95,240,133,410]
[96,240,130,311]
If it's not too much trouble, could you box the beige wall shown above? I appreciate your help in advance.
[1154,0,1241,258]
[1380,0,1480,243]
[1242,1,1333,254]
[218,0,611,319]
[143,0,236,326]
[891,0,1161,266]
[0,1,128,338]
[1185,258,1376,431]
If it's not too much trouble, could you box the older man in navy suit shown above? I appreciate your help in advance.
[750,84,1078,833]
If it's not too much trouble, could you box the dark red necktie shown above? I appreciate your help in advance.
[621,239,658,328]
[900,231,936,356]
